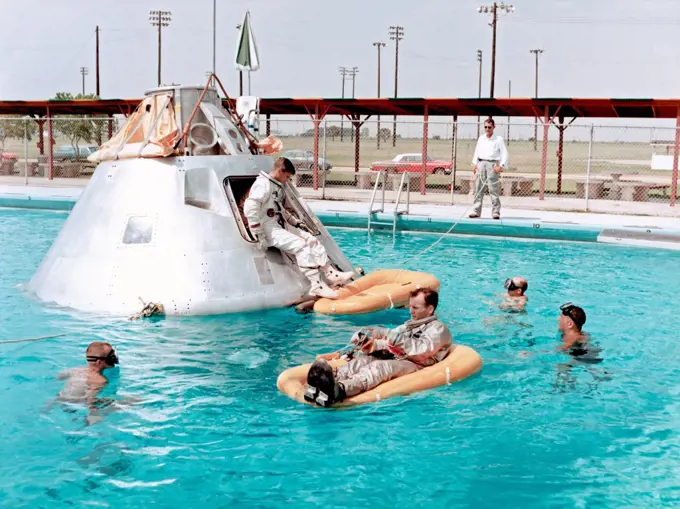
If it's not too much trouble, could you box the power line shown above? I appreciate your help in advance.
[508,15,680,25]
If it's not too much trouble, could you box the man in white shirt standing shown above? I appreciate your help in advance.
[469,118,509,220]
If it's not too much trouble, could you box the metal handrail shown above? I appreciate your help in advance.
[393,172,411,236]
[367,170,388,230]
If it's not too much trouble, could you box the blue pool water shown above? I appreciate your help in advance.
[2,208,680,508]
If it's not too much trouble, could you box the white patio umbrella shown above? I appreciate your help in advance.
[235,11,260,95]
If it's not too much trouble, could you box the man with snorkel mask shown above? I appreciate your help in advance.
[57,342,119,404]
[500,276,528,311]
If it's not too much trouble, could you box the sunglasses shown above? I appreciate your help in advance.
[484,126,494,129]
[86,348,119,366]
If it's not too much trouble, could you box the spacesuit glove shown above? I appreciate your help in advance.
[250,227,267,251]
[350,328,371,346]
[299,229,319,246]
[296,221,314,235]
[256,236,268,252]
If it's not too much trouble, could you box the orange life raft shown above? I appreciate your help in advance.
[276,344,482,408]
[313,269,440,315]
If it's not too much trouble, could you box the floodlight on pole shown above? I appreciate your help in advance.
[149,9,172,87]
[388,25,404,147]
[530,48,545,151]
[373,41,386,149]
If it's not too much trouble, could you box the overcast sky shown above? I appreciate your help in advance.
[1,0,679,101]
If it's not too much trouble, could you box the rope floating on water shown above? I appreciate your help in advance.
[0,299,165,346]
[0,332,68,345]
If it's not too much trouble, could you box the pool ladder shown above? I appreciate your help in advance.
[367,171,410,236]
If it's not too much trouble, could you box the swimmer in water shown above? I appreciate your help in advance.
[57,341,118,405]
[499,276,528,312]
[557,302,602,364]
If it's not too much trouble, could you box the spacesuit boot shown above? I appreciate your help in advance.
[323,264,355,285]
[303,268,338,299]
[304,359,346,408]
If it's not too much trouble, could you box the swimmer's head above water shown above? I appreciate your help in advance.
[558,302,586,333]
[85,342,119,372]
[504,277,528,297]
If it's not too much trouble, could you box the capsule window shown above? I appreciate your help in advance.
[122,216,154,244]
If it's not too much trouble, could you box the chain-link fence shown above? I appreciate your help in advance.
[2,114,678,214]
[0,116,120,179]
[267,116,680,213]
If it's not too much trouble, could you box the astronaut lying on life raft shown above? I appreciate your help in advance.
[304,287,452,407]
[243,157,355,299]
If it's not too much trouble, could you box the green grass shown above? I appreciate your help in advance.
[279,135,655,177]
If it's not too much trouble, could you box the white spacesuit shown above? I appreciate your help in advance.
[305,315,453,406]
[243,170,354,298]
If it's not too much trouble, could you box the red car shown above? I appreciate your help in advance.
[370,153,452,174]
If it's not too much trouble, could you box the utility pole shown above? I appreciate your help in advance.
[79,67,89,95]
[95,26,100,96]
[373,41,386,149]
[348,67,359,142]
[476,49,483,138]
[338,66,349,142]
[349,67,358,98]
[389,25,404,147]
[507,79,511,144]
[530,48,544,151]
[149,10,172,87]
[477,2,514,98]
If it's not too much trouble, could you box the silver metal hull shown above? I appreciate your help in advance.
[27,155,354,316]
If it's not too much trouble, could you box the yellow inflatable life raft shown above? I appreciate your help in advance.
[276,344,482,408]
[313,269,440,315]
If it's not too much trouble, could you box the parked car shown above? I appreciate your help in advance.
[281,149,332,172]
[370,153,452,174]
[52,144,99,162]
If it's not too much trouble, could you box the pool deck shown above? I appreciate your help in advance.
[1,177,680,250]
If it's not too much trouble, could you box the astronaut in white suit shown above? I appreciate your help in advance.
[244,157,355,299]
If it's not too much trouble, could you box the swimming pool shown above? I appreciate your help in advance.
[2,207,680,508]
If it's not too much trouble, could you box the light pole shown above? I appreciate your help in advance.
[477,2,514,98]
[476,49,482,138]
[530,48,544,151]
[149,10,172,87]
[389,25,404,147]
[212,0,216,79]
[373,41,386,149]
[95,26,100,96]
[507,79,511,144]
[79,66,89,95]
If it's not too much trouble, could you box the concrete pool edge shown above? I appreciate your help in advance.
[2,188,680,250]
